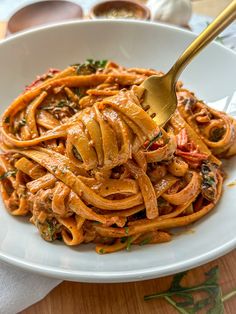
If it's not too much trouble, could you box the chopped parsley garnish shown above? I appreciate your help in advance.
[76,59,107,75]
[45,220,60,241]
[201,162,211,175]
[201,161,217,201]
[99,248,105,254]
[37,219,60,242]
[126,236,132,251]
[140,237,151,246]
[201,162,216,188]
[204,176,215,187]
[47,221,54,241]
[18,118,26,127]
[13,117,27,133]
[74,87,86,99]
[124,227,129,235]
[0,170,17,180]
[42,100,77,113]
[120,237,127,243]
[57,100,67,108]
[146,131,162,151]
[87,59,107,69]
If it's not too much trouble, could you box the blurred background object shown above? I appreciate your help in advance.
[147,0,192,27]
[0,0,235,50]
[6,0,83,36]
[191,0,232,17]
[89,0,150,20]
[0,0,233,22]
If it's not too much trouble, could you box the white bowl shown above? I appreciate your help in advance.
[0,20,236,282]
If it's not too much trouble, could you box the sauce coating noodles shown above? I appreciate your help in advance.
[0,60,235,254]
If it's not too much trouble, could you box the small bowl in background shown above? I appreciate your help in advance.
[90,0,150,20]
[7,0,83,36]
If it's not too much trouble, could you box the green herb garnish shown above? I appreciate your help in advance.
[18,118,26,127]
[201,162,217,201]
[74,87,86,99]
[139,237,151,246]
[4,116,10,123]
[120,237,127,243]
[0,170,17,180]
[42,100,77,113]
[124,227,129,235]
[87,59,107,69]
[204,176,215,187]
[46,220,61,241]
[126,236,132,251]
[99,248,105,254]
[76,59,107,75]
[47,221,54,241]
[38,219,60,242]
[144,265,236,313]
[146,131,162,151]
[56,100,67,108]
[13,117,27,133]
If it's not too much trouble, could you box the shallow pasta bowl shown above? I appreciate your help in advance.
[0,20,236,282]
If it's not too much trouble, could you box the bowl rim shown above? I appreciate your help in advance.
[2,18,235,56]
[0,19,235,282]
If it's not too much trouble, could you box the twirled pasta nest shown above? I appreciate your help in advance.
[0,60,235,254]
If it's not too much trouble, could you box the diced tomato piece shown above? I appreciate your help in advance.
[144,141,161,151]
[149,142,161,151]
[24,68,61,92]
[176,150,208,160]
[176,128,188,149]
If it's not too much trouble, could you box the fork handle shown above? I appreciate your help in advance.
[169,0,236,82]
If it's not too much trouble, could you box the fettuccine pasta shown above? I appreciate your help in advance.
[0,60,235,254]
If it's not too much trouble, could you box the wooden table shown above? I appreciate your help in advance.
[0,0,235,313]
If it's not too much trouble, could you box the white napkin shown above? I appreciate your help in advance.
[190,14,236,51]
[0,261,61,314]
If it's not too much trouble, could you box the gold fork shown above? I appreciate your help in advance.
[141,0,236,127]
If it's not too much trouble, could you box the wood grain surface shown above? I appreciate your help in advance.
[22,250,236,314]
[0,1,235,313]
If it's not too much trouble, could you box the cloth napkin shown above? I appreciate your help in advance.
[190,14,236,51]
[0,261,61,314]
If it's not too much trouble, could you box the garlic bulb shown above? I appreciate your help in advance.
[147,0,192,27]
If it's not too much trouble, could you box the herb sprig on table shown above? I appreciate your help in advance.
[144,266,236,313]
